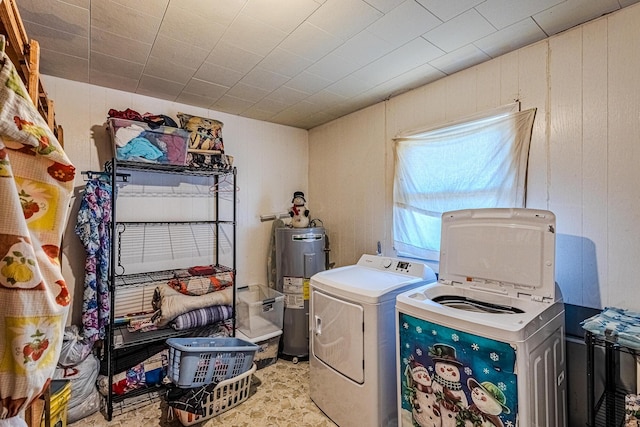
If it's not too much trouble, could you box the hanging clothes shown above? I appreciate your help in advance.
[75,178,112,343]
[0,37,75,420]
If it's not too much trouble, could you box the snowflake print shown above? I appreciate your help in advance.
[505,421,514,427]
[490,352,499,362]
[431,330,437,335]
[464,367,473,376]
[483,368,490,374]
[416,348,423,356]
[403,322,408,329]
[471,343,479,351]
[405,343,410,348]
[498,382,507,391]
[416,326,422,333]
[451,334,459,342]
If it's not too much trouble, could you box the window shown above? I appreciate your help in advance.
[393,105,536,261]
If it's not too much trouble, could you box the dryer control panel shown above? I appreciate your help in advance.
[356,254,434,280]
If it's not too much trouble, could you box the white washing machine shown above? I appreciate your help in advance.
[310,254,437,427]
[396,208,566,427]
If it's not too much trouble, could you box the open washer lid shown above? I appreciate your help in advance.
[439,208,557,302]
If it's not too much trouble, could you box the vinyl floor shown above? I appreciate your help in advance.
[78,359,337,427]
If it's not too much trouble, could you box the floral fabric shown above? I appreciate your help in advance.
[75,179,112,342]
[0,40,75,418]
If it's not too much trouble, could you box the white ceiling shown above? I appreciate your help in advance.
[15,0,640,129]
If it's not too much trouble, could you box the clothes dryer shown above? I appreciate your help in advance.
[310,254,436,427]
[396,208,566,427]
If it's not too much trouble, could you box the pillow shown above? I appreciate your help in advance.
[177,112,224,153]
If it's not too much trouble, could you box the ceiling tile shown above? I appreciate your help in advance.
[278,22,343,62]
[158,2,227,50]
[423,9,496,52]
[242,0,320,32]
[265,86,310,105]
[273,100,319,121]
[182,79,228,101]
[533,0,620,36]
[242,107,277,121]
[257,48,314,77]
[149,35,210,69]
[331,30,395,67]
[175,92,215,109]
[110,0,169,19]
[58,0,89,7]
[285,71,332,94]
[326,74,375,98]
[195,62,245,87]
[249,97,290,115]
[18,0,89,36]
[240,68,291,92]
[474,18,547,58]
[212,95,255,115]
[366,0,441,47]
[91,27,150,63]
[90,52,144,80]
[221,14,288,56]
[415,0,484,21]
[226,82,271,102]
[304,51,361,81]
[307,0,383,41]
[352,38,444,86]
[23,21,88,58]
[476,0,564,30]
[169,0,247,26]
[137,74,184,99]
[368,62,445,98]
[428,43,491,75]
[205,42,264,74]
[362,0,405,13]
[90,1,162,44]
[144,56,196,85]
[89,68,138,93]
[40,49,88,82]
[305,89,348,106]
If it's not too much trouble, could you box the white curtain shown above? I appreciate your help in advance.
[393,106,536,261]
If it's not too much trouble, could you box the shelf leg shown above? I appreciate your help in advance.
[586,332,595,427]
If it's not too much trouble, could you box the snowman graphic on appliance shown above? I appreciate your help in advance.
[463,378,510,427]
[406,356,441,427]
[429,344,468,427]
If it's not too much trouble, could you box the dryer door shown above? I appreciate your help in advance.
[312,289,364,383]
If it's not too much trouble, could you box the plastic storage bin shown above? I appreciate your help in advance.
[166,337,259,388]
[42,379,71,427]
[237,284,284,338]
[236,329,282,369]
[108,117,190,166]
[173,363,256,426]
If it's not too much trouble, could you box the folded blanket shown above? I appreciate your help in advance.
[152,284,233,327]
[168,271,233,296]
[171,305,232,331]
[581,306,640,349]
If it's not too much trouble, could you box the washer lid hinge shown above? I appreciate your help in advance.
[519,292,554,303]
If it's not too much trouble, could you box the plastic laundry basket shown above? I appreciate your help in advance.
[167,337,259,388]
[173,363,256,426]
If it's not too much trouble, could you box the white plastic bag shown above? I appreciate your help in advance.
[57,325,92,367]
[0,417,27,427]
